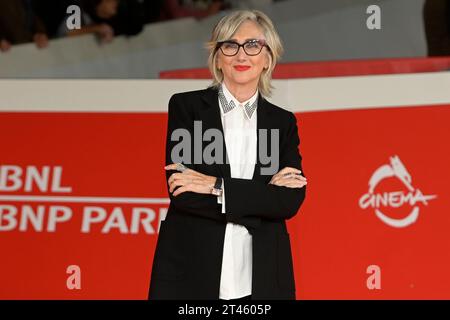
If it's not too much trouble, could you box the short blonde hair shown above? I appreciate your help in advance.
[206,10,284,98]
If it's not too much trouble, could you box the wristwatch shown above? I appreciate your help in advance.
[211,177,223,197]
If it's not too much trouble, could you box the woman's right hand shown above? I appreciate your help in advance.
[268,167,307,189]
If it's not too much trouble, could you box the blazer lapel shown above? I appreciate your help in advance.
[200,87,231,178]
[200,87,273,182]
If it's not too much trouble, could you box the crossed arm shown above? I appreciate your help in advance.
[164,94,307,227]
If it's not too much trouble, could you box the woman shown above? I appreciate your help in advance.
[149,10,307,300]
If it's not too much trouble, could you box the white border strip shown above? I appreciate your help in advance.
[286,72,450,112]
[1,72,450,113]
[0,195,170,204]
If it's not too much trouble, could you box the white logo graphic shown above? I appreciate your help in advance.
[0,165,168,234]
[359,155,437,228]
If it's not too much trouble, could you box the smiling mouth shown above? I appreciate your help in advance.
[234,66,251,71]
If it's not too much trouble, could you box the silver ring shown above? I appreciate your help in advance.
[176,163,187,172]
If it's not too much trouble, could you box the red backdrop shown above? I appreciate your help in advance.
[1,104,449,299]
[1,57,450,299]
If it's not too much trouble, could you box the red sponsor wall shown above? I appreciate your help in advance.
[1,58,450,299]
[293,105,450,299]
[0,113,167,299]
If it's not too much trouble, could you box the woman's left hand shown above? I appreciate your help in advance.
[165,164,216,197]
[268,167,307,188]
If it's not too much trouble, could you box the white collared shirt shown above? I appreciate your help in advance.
[217,82,258,300]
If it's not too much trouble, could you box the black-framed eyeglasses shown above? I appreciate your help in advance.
[216,39,269,56]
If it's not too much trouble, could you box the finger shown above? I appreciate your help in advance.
[275,179,307,188]
[168,173,185,186]
[280,173,307,183]
[164,164,179,171]
[272,173,305,185]
[169,177,198,192]
[169,179,183,193]
[184,168,203,177]
[165,164,203,177]
[168,172,181,185]
[169,178,189,192]
[268,173,278,183]
[271,179,284,186]
[275,167,289,175]
[168,172,197,184]
[273,169,298,180]
[171,176,205,192]
[269,175,277,183]
[173,181,211,196]
[279,167,302,175]
[270,172,285,183]
[284,174,307,182]
[284,181,307,188]
[274,173,295,184]
[269,176,280,185]
[173,182,202,196]
[165,163,189,173]
[173,185,190,197]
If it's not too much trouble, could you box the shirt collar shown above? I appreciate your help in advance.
[219,82,258,120]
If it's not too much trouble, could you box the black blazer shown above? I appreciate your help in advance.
[149,86,306,300]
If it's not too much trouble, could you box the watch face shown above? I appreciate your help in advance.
[212,188,222,196]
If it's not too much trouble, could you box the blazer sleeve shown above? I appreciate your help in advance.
[165,94,223,222]
[223,112,306,223]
